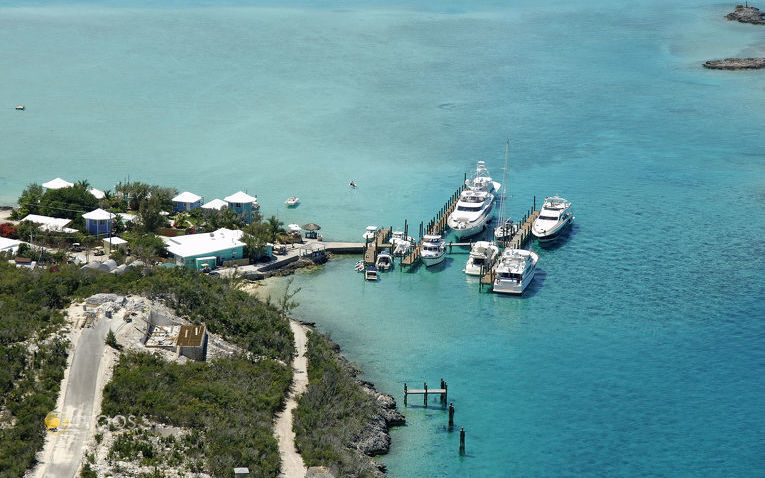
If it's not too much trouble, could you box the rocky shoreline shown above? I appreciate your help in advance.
[726,4,765,24]
[703,57,765,69]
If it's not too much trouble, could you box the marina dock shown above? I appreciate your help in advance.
[480,209,540,287]
[402,184,466,267]
[364,227,392,265]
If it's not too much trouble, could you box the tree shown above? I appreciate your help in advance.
[11,183,43,219]
[38,184,99,230]
[241,222,270,260]
[278,278,301,317]
[126,233,167,263]
[105,330,120,350]
[138,196,166,234]
[266,216,285,243]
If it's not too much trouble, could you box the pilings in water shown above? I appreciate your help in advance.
[402,183,465,268]
[403,379,447,407]
[459,427,466,454]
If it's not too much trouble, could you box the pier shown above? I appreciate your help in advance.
[404,379,448,406]
[402,184,466,267]
[480,209,540,288]
[363,227,392,265]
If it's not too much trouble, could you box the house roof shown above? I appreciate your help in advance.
[201,198,228,210]
[164,228,245,258]
[21,214,72,231]
[176,325,206,347]
[0,237,22,252]
[172,191,202,203]
[88,188,105,199]
[82,208,115,220]
[42,177,74,189]
[224,191,257,204]
[103,236,128,245]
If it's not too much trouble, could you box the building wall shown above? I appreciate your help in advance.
[175,246,244,270]
[173,200,202,212]
[227,202,257,224]
[85,218,112,236]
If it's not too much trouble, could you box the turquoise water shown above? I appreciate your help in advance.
[2,1,764,476]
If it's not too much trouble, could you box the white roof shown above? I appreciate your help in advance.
[172,191,202,203]
[21,214,72,231]
[103,236,128,245]
[201,198,228,210]
[0,237,22,252]
[224,191,257,204]
[287,224,301,232]
[42,177,74,189]
[88,188,105,199]
[82,208,115,220]
[164,228,245,258]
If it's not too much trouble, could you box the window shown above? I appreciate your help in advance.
[235,202,242,208]
[538,215,558,221]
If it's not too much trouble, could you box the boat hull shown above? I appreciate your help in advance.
[532,215,572,242]
[448,204,493,239]
[422,253,446,267]
[493,269,536,294]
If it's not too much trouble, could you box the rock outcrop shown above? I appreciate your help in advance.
[703,57,765,69]
[351,382,406,456]
[726,5,765,24]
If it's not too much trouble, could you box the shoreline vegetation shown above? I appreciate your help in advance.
[703,5,765,70]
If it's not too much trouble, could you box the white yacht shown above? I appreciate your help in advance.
[464,241,499,276]
[375,251,393,271]
[447,188,494,239]
[421,234,446,267]
[362,225,378,241]
[494,218,518,241]
[466,160,501,194]
[493,248,539,295]
[532,196,573,243]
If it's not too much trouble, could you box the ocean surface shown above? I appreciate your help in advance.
[2,0,764,476]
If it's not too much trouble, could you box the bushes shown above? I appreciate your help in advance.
[293,332,378,475]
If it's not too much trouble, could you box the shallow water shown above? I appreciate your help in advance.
[2,1,764,476]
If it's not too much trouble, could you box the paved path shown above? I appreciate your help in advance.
[274,320,308,478]
[35,317,110,478]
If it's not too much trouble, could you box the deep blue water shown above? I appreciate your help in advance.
[1,1,764,476]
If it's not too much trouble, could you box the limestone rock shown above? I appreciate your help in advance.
[726,5,765,24]
[703,57,765,70]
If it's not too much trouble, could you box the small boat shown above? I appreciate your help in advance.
[494,218,518,240]
[493,248,539,295]
[349,181,358,188]
[15,105,25,111]
[284,196,300,207]
[375,251,393,271]
[447,188,495,239]
[365,266,378,281]
[532,196,573,243]
[464,241,500,276]
[421,234,446,267]
[354,260,365,272]
[362,225,378,241]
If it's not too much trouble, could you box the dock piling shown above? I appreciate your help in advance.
[459,428,465,454]
[424,382,428,406]
[448,402,455,428]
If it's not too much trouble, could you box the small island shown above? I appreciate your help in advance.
[726,4,765,24]
[703,57,765,69]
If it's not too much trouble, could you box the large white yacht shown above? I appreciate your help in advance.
[421,234,446,267]
[532,196,573,243]
[466,160,501,194]
[464,241,500,276]
[493,248,539,295]
[447,189,495,239]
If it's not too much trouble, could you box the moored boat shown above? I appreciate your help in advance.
[284,196,300,207]
[447,188,494,239]
[362,225,378,241]
[464,241,499,276]
[466,160,501,194]
[532,196,573,243]
[375,251,393,271]
[493,248,539,295]
[421,234,446,267]
[365,266,378,281]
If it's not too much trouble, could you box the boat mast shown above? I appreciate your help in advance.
[497,138,510,227]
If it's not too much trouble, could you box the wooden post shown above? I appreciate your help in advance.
[534,195,536,211]
[424,382,428,407]
[404,383,407,406]
[459,427,465,454]
[449,402,455,427]
[440,378,445,403]
[444,381,448,402]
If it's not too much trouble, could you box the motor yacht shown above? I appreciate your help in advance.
[465,160,501,194]
[421,234,446,267]
[447,188,494,239]
[362,226,378,241]
[375,251,393,271]
[493,248,539,295]
[532,196,573,243]
[464,241,499,276]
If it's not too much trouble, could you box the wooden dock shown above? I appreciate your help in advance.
[480,210,540,286]
[364,227,392,265]
[404,379,448,406]
[401,185,466,267]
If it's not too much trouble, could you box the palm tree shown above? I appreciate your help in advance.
[266,216,285,243]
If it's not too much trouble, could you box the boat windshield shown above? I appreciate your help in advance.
[424,245,440,252]
[499,272,522,280]
[538,215,558,220]
[472,257,485,265]
[457,204,483,211]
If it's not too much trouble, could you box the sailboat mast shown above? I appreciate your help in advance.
[498,138,509,224]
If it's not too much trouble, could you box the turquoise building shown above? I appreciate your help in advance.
[224,191,259,223]
[164,228,245,271]
[172,191,203,212]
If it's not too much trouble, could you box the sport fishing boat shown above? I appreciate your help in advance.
[466,160,501,194]
[362,226,378,241]
[447,188,494,239]
[532,196,573,243]
[464,241,499,276]
[493,248,539,295]
[375,251,393,271]
[421,234,446,267]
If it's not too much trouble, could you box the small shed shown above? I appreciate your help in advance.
[176,325,207,361]
[103,236,128,252]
